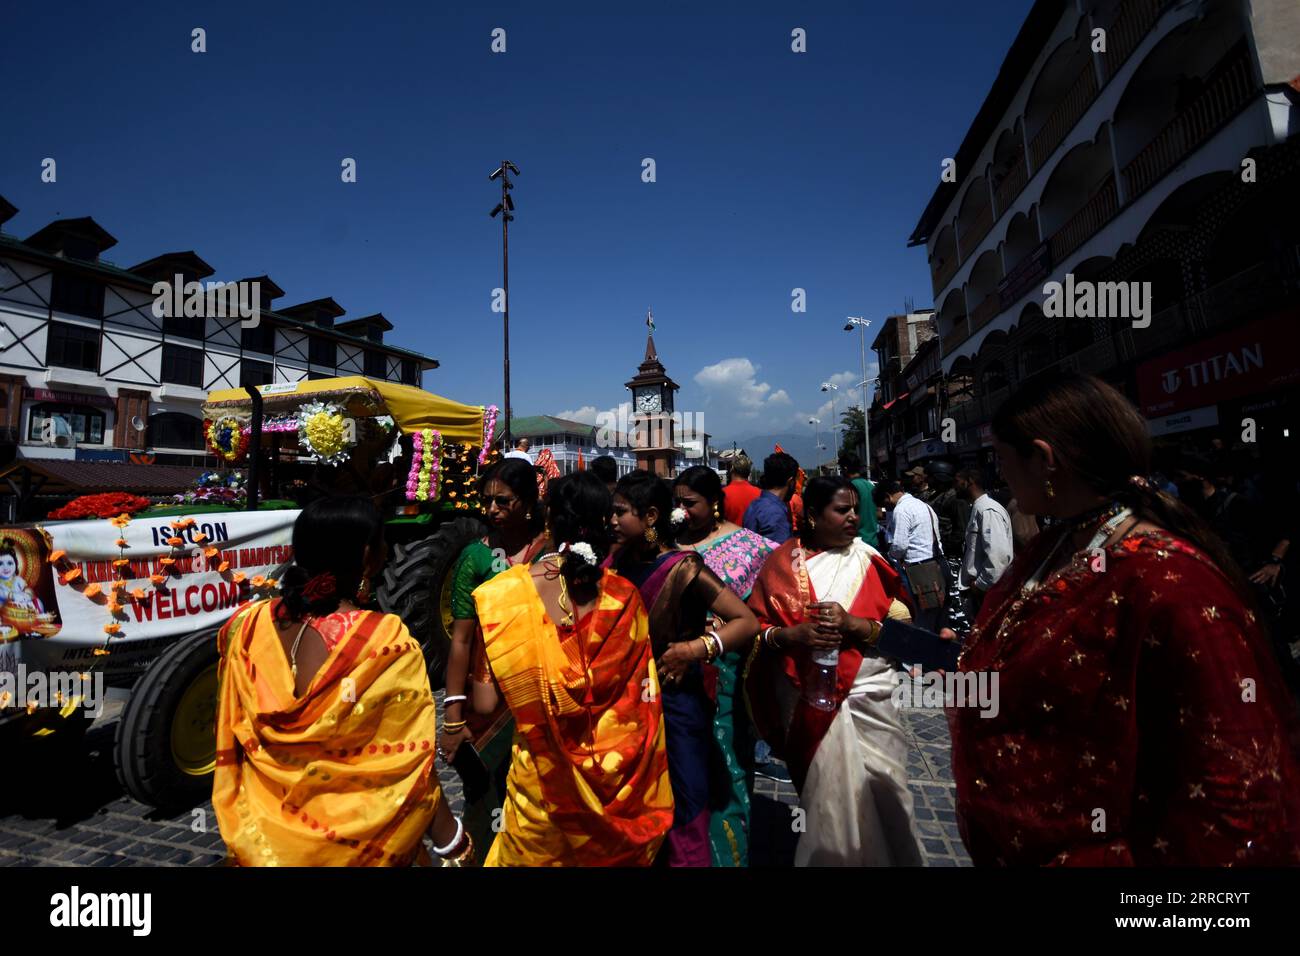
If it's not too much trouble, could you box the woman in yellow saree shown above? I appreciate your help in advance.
[470,472,674,866]
[213,497,471,866]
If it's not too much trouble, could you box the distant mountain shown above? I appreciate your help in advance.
[726,431,839,472]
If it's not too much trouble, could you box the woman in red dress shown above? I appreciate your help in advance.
[950,373,1300,866]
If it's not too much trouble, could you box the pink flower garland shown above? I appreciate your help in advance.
[406,429,442,501]
[478,405,499,466]
[406,431,424,500]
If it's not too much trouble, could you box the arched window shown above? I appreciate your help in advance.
[148,412,206,450]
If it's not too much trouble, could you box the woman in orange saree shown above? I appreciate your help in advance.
[213,497,470,866]
[470,473,674,866]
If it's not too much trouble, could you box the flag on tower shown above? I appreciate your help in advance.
[646,309,655,334]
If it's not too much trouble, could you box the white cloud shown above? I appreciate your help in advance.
[767,389,790,405]
[822,370,857,390]
[694,357,778,419]
[555,405,599,424]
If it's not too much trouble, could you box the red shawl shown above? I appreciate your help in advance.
[743,538,904,790]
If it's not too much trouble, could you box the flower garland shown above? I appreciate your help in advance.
[206,416,247,463]
[255,415,301,434]
[407,429,442,501]
[297,402,353,466]
[478,405,499,466]
[46,511,282,659]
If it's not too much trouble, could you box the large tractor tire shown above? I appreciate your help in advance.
[115,628,220,810]
[376,516,485,684]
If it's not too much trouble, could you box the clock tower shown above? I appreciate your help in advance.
[624,313,679,477]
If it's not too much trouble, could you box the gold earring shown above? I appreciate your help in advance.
[712,502,721,520]
[356,577,371,603]
[525,510,532,520]
[645,527,659,545]
[809,518,816,530]
[1044,479,1056,499]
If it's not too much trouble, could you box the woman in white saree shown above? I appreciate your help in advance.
[744,475,923,866]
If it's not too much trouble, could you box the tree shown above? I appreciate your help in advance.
[839,406,866,463]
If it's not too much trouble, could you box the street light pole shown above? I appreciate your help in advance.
[808,417,820,472]
[845,317,872,468]
[490,161,520,448]
[820,382,840,474]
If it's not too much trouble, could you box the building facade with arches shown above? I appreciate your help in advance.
[906,0,1300,469]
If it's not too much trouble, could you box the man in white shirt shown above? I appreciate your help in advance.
[504,438,533,463]
[955,467,1013,617]
[882,483,943,565]
[880,479,944,631]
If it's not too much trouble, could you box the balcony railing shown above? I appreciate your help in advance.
[1048,174,1118,265]
[931,252,960,296]
[941,318,969,356]
[992,154,1028,218]
[969,293,1002,333]
[958,201,995,264]
[1186,259,1289,335]
[1028,61,1099,172]
[1116,259,1292,363]
[1106,0,1166,80]
[1122,42,1256,201]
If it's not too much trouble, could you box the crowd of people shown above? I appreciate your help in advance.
[211,372,1300,867]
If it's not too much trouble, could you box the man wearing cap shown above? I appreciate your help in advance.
[902,465,933,505]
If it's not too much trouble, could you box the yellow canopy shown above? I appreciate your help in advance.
[203,376,488,445]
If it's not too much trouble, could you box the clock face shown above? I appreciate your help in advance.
[636,389,662,412]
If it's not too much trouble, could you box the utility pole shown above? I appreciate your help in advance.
[845,317,872,466]
[490,161,519,448]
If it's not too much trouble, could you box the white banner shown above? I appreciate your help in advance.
[0,510,298,681]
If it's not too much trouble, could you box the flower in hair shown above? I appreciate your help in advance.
[1128,474,1154,493]
[302,571,338,601]
[670,506,688,527]
[561,542,598,566]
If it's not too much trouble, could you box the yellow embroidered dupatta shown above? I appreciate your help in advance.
[213,600,443,866]
[472,566,674,866]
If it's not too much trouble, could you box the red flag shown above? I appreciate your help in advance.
[577,452,585,471]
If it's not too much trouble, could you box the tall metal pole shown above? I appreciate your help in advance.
[500,167,512,448]
[490,161,519,448]
[858,323,871,466]
[830,393,840,469]
[809,418,820,471]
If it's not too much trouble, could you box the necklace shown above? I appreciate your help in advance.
[1063,500,1126,534]
[971,507,1133,667]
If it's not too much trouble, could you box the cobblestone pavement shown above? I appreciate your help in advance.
[0,695,968,866]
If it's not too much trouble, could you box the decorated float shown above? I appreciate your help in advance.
[2,376,508,821]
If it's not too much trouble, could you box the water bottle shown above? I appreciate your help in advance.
[806,647,840,712]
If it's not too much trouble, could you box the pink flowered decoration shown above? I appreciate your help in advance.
[478,405,499,466]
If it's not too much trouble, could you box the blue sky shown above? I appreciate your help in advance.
[2,0,1033,447]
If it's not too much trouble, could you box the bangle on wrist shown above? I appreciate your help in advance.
[443,694,468,705]
[432,816,465,857]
